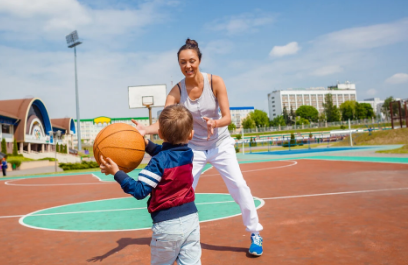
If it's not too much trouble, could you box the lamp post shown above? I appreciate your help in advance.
[66,30,82,152]
[49,130,61,172]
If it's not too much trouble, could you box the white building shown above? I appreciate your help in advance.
[73,116,155,145]
[230,107,254,128]
[267,82,357,118]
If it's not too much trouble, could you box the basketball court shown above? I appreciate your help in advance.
[1,146,408,264]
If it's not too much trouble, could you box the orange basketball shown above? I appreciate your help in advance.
[93,123,145,173]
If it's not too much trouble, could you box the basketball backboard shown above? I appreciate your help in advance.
[128,84,167,109]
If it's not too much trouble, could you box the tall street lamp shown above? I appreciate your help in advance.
[66,30,82,151]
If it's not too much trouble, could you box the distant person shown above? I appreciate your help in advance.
[2,156,8,176]
[100,105,201,265]
[133,39,264,256]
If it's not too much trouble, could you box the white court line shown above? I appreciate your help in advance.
[16,193,265,232]
[0,200,240,219]
[5,178,113,187]
[3,187,408,220]
[261,187,408,200]
[202,160,297,177]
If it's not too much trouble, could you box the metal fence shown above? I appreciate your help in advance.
[229,118,387,135]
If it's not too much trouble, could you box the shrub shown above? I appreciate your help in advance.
[1,138,6,154]
[59,160,100,171]
[39,157,58,161]
[309,132,313,138]
[8,160,21,168]
[235,134,242,140]
[56,143,60,153]
[340,125,346,130]
[12,139,18,156]
[235,146,240,153]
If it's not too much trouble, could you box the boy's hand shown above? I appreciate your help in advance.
[100,156,119,176]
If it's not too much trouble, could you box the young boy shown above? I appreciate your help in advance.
[100,105,201,265]
[1,156,7,176]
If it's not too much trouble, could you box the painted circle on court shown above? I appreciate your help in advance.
[19,193,264,232]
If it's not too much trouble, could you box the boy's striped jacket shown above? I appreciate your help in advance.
[114,140,197,223]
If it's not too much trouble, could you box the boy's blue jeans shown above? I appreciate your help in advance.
[151,213,201,265]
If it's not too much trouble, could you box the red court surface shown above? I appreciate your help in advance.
[1,159,408,264]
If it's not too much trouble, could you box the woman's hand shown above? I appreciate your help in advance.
[100,156,119,176]
[131,119,146,136]
[203,117,217,140]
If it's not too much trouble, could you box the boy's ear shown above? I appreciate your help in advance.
[188,130,194,141]
[158,129,163,140]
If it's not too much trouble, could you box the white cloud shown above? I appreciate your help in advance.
[269,42,300,58]
[0,45,182,118]
[366,89,377,96]
[0,0,169,43]
[313,18,408,51]
[311,65,343,76]
[385,73,408,84]
[206,11,274,36]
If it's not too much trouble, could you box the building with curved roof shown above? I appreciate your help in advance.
[0,98,75,154]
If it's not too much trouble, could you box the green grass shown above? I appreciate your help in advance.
[6,156,34,162]
[376,145,408,154]
[333,127,408,147]
[237,143,326,153]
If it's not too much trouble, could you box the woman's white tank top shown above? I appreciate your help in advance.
[179,73,230,151]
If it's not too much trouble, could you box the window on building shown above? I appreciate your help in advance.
[1,124,11,134]
[273,114,276,116]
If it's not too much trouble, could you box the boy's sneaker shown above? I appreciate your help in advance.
[249,233,263,256]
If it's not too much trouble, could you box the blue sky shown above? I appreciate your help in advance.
[0,0,407,119]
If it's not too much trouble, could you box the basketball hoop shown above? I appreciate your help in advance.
[142,96,154,107]
[128,84,166,141]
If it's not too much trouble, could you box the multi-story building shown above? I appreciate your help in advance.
[230,107,254,128]
[267,82,357,118]
[73,116,155,145]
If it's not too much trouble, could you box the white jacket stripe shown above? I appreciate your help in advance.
[139,176,158,188]
[140,169,162,182]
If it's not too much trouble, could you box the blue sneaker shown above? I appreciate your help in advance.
[249,233,263,256]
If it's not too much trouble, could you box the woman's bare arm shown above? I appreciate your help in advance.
[202,74,231,139]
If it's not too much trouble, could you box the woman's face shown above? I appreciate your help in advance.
[178,49,200,79]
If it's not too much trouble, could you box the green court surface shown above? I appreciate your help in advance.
[20,193,263,232]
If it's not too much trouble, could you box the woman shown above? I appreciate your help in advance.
[133,39,264,256]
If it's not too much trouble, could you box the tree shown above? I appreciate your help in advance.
[228,123,236,131]
[318,113,327,123]
[282,106,290,125]
[12,139,18,156]
[295,116,310,125]
[340,100,356,121]
[295,105,318,122]
[382,96,398,120]
[1,138,6,154]
[323,94,340,122]
[249,110,269,127]
[269,115,286,127]
[289,106,296,125]
[242,116,256,129]
[355,102,367,120]
[56,143,60,153]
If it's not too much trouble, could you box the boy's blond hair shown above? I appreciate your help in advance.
[159,105,193,144]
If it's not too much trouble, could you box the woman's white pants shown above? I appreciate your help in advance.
[191,138,263,234]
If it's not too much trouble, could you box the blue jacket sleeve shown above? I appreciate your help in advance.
[145,140,162,157]
[114,171,152,200]
[114,156,163,200]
